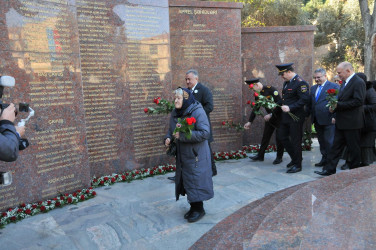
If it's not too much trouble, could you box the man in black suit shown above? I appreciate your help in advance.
[167,69,216,181]
[275,63,310,173]
[315,62,366,176]
[244,78,284,164]
[306,68,338,167]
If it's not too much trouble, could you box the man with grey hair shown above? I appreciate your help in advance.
[306,68,338,167]
[315,62,366,176]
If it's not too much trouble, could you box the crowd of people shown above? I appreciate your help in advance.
[165,62,376,223]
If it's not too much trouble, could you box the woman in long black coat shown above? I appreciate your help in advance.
[164,88,214,223]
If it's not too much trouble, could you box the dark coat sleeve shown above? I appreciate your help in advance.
[0,120,19,162]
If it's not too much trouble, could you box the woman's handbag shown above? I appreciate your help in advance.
[166,138,177,157]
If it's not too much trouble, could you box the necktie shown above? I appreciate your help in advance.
[340,81,346,92]
[315,85,323,102]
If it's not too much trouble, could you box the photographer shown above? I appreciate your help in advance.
[0,103,25,162]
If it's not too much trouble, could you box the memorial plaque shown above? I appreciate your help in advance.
[241,26,315,145]
[169,0,243,152]
[0,0,172,211]
[0,0,89,211]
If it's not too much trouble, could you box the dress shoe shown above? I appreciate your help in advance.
[286,161,294,168]
[314,161,326,167]
[273,158,283,165]
[187,210,206,223]
[340,163,349,170]
[286,165,302,173]
[249,155,264,161]
[184,209,192,219]
[314,170,335,176]
[167,176,175,181]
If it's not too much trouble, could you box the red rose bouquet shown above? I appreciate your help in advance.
[325,89,338,110]
[174,117,196,139]
[144,97,174,114]
[249,91,299,121]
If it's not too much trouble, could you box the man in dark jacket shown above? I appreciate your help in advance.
[244,78,284,164]
[275,63,310,173]
[0,103,22,162]
[306,68,338,167]
[315,62,366,176]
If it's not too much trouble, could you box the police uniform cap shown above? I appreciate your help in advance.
[275,63,294,75]
[245,78,260,85]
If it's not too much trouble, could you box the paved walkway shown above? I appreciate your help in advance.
[0,140,344,249]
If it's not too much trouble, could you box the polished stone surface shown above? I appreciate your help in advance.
[169,0,243,152]
[0,141,326,249]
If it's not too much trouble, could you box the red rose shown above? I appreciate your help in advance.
[17,208,23,213]
[249,84,254,89]
[47,201,52,205]
[144,108,149,113]
[153,98,160,104]
[56,202,61,207]
[67,197,72,203]
[40,206,46,212]
[86,190,90,194]
[100,180,104,185]
[20,203,26,208]
[32,205,37,209]
[25,209,31,215]
[135,170,139,174]
[222,121,226,125]
[125,172,129,176]
[121,175,126,180]
[192,117,196,123]
[246,100,251,104]
[327,89,337,94]
[73,193,77,197]
[80,195,85,201]
[254,92,259,97]
[10,216,16,221]
[2,212,7,217]
[339,80,343,84]
[92,191,96,196]
[251,102,256,106]
[8,208,12,212]
[104,177,109,181]
[111,178,116,183]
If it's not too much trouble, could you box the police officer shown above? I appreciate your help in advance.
[275,63,309,173]
[244,78,284,164]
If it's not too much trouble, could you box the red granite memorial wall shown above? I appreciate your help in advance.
[0,0,172,211]
[241,26,315,146]
[169,0,243,152]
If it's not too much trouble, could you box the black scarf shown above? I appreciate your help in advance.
[175,88,195,118]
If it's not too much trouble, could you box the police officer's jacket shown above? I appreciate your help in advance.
[280,74,310,123]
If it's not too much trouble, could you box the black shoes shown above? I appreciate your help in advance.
[187,210,206,223]
[340,163,349,170]
[184,209,192,219]
[167,176,175,181]
[314,161,326,167]
[273,158,283,165]
[286,165,302,173]
[286,161,294,168]
[314,170,335,176]
[249,155,264,161]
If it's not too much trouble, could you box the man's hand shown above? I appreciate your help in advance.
[332,118,336,124]
[16,126,25,137]
[264,114,272,122]
[244,122,251,130]
[165,138,171,147]
[0,103,16,122]
[281,105,290,112]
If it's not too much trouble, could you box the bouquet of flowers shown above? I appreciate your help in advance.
[174,117,196,139]
[144,97,174,114]
[249,91,299,121]
[325,89,338,110]
[221,120,245,131]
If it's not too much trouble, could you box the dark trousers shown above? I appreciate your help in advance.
[257,122,284,159]
[277,121,304,167]
[314,122,335,164]
[325,128,361,172]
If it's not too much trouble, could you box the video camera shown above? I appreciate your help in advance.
[0,76,34,186]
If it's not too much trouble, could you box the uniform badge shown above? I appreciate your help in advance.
[301,86,307,92]
[273,91,278,96]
